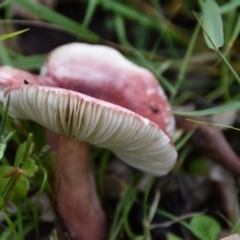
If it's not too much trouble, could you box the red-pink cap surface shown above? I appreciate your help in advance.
[40,43,175,137]
[0,66,40,100]
[0,66,51,101]
[4,85,177,176]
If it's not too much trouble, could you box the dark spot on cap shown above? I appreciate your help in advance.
[149,104,159,113]
[24,79,29,84]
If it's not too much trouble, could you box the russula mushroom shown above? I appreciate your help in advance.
[40,42,175,137]
[3,85,177,240]
[0,66,40,100]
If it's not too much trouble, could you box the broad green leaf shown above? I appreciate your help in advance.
[0,131,15,161]
[12,175,29,199]
[22,158,38,178]
[0,166,13,181]
[14,142,27,166]
[0,166,29,201]
[14,134,34,166]
[202,0,224,50]
[190,215,221,240]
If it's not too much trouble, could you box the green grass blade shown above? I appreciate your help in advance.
[0,29,29,66]
[99,0,189,45]
[170,24,200,102]
[11,54,46,70]
[2,214,18,239]
[220,0,240,14]
[231,219,240,234]
[0,227,13,240]
[0,0,11,10]
[114,15,128,45]
[123,186,139,239]
[82,0,98,27]
[101,0,157,29]
[0,96,10,137]
[142,177,155,239]
[194,11,240,84]
[0,41,11,65]
[229,15,240,46]
[156,209,205,240]
[97,150,110,200]
[109,172,141,240]
[16,0,99,42]
[16,200,24,240]
[0,29,29,41]
[172,102,240,116]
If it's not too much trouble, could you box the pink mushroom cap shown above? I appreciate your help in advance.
[40,43,175,137]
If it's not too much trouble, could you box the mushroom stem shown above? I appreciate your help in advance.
[55,135,107,240]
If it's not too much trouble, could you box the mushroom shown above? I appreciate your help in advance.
[40,42,175,137]
[0,66,40,100]
[3,85,177,240]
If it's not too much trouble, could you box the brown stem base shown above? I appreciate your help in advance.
[55,136,107,240]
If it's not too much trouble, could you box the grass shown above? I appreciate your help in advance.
[0,0,240,239]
